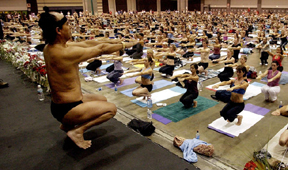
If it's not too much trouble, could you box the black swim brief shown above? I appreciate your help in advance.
[51,100,83,122]
[141,84,153,92]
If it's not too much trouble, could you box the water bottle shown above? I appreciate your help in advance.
[279,101,283,108]
[147,109,152,119]
[197,80,203,91]
[259,71,262,75]
[147,97,152,108]
[196,130,200,139]
[37,85,44,101]
[114,84,118,93]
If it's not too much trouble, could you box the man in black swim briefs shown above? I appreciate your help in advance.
[39,7,138,149]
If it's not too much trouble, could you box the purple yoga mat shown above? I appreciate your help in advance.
[244,103,270,116]
[207,126,235,138]
[105,77,137,88]
[152,113,172,125]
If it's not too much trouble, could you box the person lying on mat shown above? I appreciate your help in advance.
[256,61,282,103]
[279,127,288,147]
[171,63,199,108]
[271,105,288,116]
[129,49,155,84]
[124,57,154,100]
[38,7,138,149]
[212,65,249,126]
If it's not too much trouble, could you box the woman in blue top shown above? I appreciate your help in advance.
[125,57,154,99]
[212,65,249,126]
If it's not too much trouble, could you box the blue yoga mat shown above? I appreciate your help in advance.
[100,63,113,70]
[120,80,174,97]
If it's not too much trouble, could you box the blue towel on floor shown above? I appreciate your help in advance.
[180,139,209,163]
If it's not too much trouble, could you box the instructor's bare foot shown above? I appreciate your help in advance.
[236,115,243,126]
[193,101,197,108]
[272,110,281,116]
[67,129,92,149]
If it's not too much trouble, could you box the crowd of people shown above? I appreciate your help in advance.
[1,7,288,149]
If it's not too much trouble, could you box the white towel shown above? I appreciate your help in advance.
[173,69,191,76]
[92,72,138,83]
[264,124,288,164]
[208,110,264,137]
[133,89,182,104]
[206,81,262,100]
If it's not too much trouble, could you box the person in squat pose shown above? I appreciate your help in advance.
[212,65,249,125]
[39,7,137,149]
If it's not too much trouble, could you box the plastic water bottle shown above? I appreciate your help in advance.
[147,109,152,119]
[196,130,200,139]
[197,80,203,91]
[279,101,283,108]
[37,85,44,101]
[114,84,117,93]
[259,71,262,75]
[147,97,152,108]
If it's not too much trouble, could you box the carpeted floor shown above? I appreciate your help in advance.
[0,59,197,170]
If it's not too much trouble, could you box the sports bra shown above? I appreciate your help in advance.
[230,80,246,95]
[141,67,152,79]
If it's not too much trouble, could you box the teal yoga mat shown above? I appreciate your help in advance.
[153,96,218,122]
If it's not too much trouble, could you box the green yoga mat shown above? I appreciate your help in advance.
[153,96,218,122]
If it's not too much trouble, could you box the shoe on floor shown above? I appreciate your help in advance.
[0,79,9,88]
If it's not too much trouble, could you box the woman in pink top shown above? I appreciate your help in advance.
[256,61,282,102]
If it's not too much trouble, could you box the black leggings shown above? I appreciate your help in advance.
[218,67,234,82]
[159,65,175,76]
[180,92,198,108]
[260,52,269,65]
[107,70,123,83]
[220,101,245,122]
[280,41,287,51]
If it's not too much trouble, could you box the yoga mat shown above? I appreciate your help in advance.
[264,123,288,164]
[120,80,175,97]
[104,77,137,88]
[198,69,222,82]
[131,87,185,107]
[261,71,288,85]
[206,82,265,100]
[152,114,172,125]
[153,96,218,123]
[93,72,139,83]
[208,104,270,137]
[173,69,191,76]
[100,63,113,70]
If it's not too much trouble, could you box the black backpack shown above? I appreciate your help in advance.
[127,119,155,136]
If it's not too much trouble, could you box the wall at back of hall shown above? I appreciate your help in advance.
[37,0,83,13]
[0,0,27,11]
[205,0,288,13]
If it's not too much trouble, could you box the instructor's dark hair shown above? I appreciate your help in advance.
[38,7,67,44]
